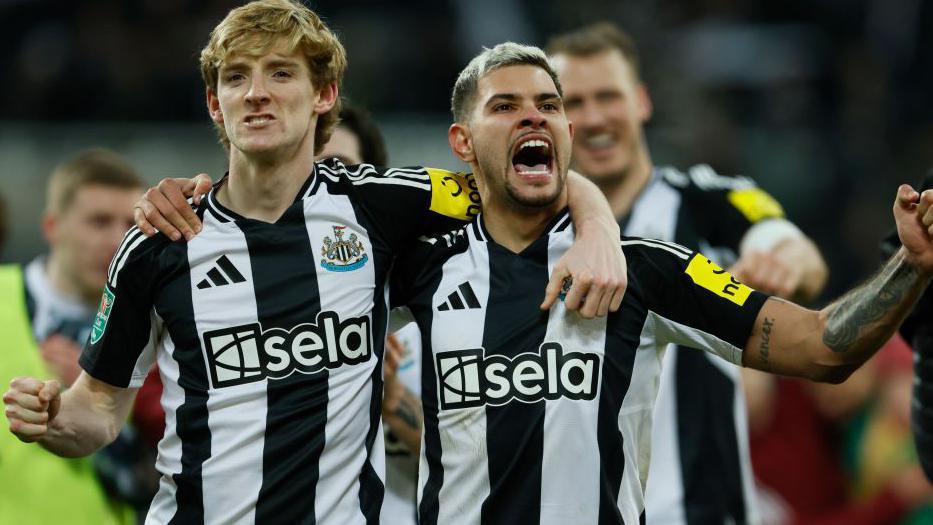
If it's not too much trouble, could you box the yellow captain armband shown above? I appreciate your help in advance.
[426,168,481,221]
[685,253,754,306]
[727,187,784,223]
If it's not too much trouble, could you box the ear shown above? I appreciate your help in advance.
[207,87,224,125]
[636,83,653,123]
[448,123,475,163]
[568,120,574,141]
[313,82,339,115]
[42,212,58,246]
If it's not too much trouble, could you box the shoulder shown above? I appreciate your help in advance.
[313,159,433,192]
[660,164,784,221]
[407,221,476,260]
[107,227,176,288]
[621,236,694,266]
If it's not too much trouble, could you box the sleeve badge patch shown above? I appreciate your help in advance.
[685,254,753,306]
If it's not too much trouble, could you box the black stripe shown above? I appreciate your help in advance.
[206,267,229,286]
[164,241,212,524]
[217,254,246,283]
[447,291,465,310]
[438,302,450,312]
[196,279,211,290]
[246,205,327,525]
[479,242,548,525]
[597,286,644,525]
[351,203,387,525]
[676,348,746,525]
[458,282,481,309]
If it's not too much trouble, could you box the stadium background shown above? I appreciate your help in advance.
[2,0,933,301]
[2,0,933,521]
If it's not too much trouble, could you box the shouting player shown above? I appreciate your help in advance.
[3,2,625,524]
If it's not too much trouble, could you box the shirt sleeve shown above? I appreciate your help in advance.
[683,167,788,253]
[79,229,161,388]
[320,160,481,252]
[626,238,769,365]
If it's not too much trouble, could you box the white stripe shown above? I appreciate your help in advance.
[428,233,491,525]
[109,227,142,281]
[207,191,235,222]
[616,315,666,523]
[548,213,571,234]
[188,215,266,525]
[624,174,681,242]
[540,227,603,525]
[146,329,183,524]
[111,232,148,287]
[349,177,431,190]
[643,344,686,525]
[306,186,377,525]
[621,239,690,260]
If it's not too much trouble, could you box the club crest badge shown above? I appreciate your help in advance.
[320,225,369,272]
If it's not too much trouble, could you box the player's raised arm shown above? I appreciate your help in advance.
[742,185,933,382]
[4,372,136,457]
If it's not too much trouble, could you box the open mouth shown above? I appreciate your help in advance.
[511,137,553,177]
[245,114,275,127]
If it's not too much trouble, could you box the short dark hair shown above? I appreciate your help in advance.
[546,22,642,81]
[339,103,388,166]
[451,42,562,123]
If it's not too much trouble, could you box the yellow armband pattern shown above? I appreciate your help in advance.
[427,168,481,221]
[727,187,784,223]
[685,253,753,306]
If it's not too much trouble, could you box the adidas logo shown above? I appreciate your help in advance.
[437,282,481,311]
[197,255,247,290]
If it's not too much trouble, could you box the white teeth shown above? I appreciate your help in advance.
[519,139,549,150]
[247,116,270,125]
[584,133,614,148]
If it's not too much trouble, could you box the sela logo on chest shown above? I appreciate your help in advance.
[436,342,600,410]
[202,311,372,388]
[320,225,369,272]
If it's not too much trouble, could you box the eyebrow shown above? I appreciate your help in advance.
[220,58,301,72]
[484,92,562,108]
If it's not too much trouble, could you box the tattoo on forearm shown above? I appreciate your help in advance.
[395,391,422,431]
[759,317,774,369]
[823,257,920,353]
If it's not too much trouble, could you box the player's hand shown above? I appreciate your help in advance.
[730,251,802,299]
[382,334,404,417]
[894,185,933,275]
[39,334,83,388]
[4,377,61,443]
[134,174,214,241]
[543,218,627,318]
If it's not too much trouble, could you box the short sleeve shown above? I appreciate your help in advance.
[319,160,481,252]
[626,238,769,364]
[79,229,161,388]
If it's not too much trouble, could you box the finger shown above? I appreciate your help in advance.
[564,273,593,313]
[166,185,202,239]
[8,419,48,441]
[608,282,626,312]
[134,206,158,237]
[3,390,45,411]
[158,179,200,240]
[542,266,570,310]
[144,188,184,241]
[8,377,44,396]
[5,404,48,425]
[920,190,933,224]
[896,184,919,210]
[595,284,615,317]
[38,380,60,404]
[579,279,607,319]
[191,174,214,205]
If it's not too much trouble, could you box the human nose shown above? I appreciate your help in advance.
[245,75,270,105]
[518,104,547,129]
[575,101,605,130]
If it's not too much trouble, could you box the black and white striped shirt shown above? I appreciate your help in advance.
[390,209,768,525]
[626,166,790,525]
[80,160,477,525]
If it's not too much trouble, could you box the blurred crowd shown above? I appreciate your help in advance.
[2,0,933,523]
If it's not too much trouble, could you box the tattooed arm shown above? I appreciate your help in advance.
[742,185,933,382]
